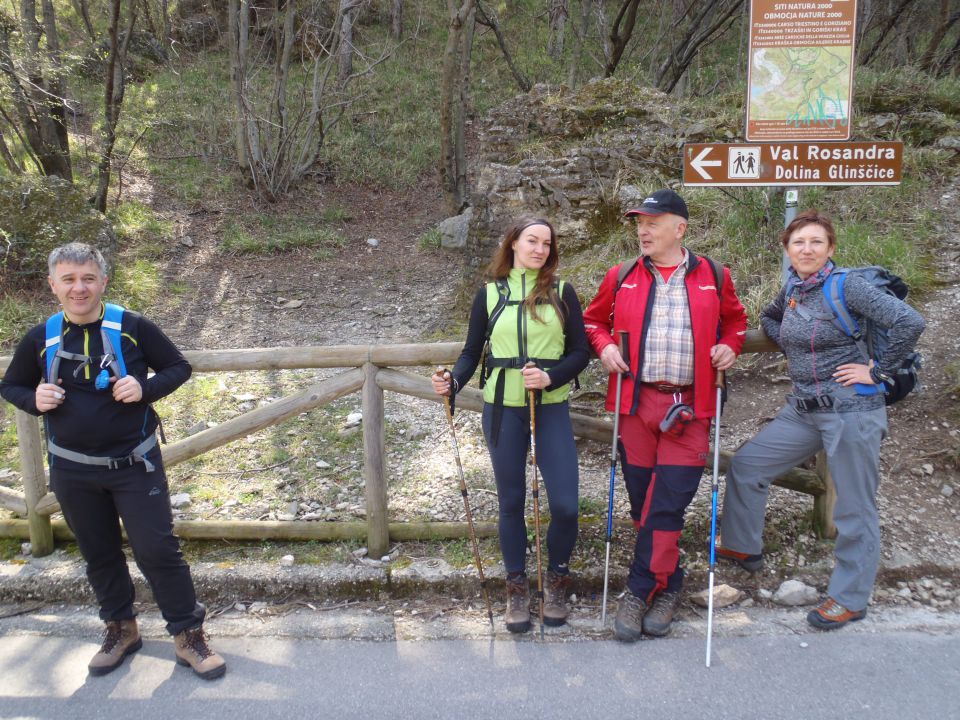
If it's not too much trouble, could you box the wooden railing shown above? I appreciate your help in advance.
[0,332,834,558]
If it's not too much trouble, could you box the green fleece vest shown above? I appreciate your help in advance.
[483,268,569,407]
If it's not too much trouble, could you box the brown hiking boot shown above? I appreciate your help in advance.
[88,619,141,676]
[504,575,532,633]
[543,570,572,627]
[613,592,648,643]
[174,627,226,680]
[642,591,681,637]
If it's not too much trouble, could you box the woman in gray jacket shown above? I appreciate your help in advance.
[717,209,924,630]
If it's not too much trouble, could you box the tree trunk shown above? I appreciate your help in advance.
[919,2,959,72]
[70,0,97,41]
[547,0,567,60]
[566,0,591,87]
[654,0,744,93]
[858,0,917,65]
[604,0,640,76]
[476,0,530,92]
[93,0,136,212]
[161,0,171,45]
[338,0,359,87]
[439,0,475,216]
[0,125,23,173]
[391,0,402,39]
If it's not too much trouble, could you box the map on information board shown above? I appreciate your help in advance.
[745,0,858,141]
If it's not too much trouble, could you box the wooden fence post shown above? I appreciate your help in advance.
[362,363,390,558]
[14,410,54,556]
[813,450,837,539]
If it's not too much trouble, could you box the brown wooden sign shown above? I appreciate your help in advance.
[746,0,858,141]
[682,142,903,187]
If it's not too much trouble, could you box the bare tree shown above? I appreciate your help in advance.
[919,0,960,72]
[439,0,475,215]
[70,0,97,41]
[653,0,743,92]
[858,0,919,65]
[391,0,402,39]
[547,0,567,59]
[0,3,73,179]
[92,0,136,212]
[338,0,361,87]
[476,0,530,92]
[228,0,393,200]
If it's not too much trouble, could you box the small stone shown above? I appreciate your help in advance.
[315,460,331,469]
[922,463,935,475]
[286,501,300,515]
[352,547,368,558]
[942,485,954,498]
[740,597,754,608]
[281,299,304,309]
[20,542,31,556]
[800,642,809,649]
[691,583,743,608]
[185,420,209,436]
[234,602,246,612]
[232,393,258,402]
[249,602,267,613]
[772,580,819,606]
[276,513,295,521]
[345,412,363,427]
[897,586,913,599]
[170,493,191,508]
[179,236,194,247]
[366,238,381,247]
[280,554,295,567]
[758,588,773,600]
[380,555,391,563]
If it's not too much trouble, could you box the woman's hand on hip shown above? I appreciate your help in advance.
[834,362,873,386]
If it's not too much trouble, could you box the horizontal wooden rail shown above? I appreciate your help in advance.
[0,331,778,375]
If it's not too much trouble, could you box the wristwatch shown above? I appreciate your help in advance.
[869,365,892,386]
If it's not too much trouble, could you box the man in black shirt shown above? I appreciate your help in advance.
[1,242,225,680]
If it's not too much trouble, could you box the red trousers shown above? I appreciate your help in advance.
[618,385,709,601]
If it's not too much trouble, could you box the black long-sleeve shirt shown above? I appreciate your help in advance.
[1,308,191,469]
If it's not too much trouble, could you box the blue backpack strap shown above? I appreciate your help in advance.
[822,270,879,396]
[100,303,127,378]
[44,312,65,382]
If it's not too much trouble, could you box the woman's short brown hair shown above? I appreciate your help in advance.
[780,209,836,248]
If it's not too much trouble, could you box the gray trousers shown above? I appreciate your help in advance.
[721,402,887,610]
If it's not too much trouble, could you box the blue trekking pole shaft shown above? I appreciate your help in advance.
[706,369,724,668]
[601,331,627,627]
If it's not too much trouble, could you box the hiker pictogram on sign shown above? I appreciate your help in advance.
[729,148,760,179]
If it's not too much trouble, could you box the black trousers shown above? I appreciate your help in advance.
[51,460,205,635]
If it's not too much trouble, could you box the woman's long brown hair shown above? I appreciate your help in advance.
[486,217,564,325]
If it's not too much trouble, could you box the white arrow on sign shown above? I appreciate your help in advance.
[690,147,722,180]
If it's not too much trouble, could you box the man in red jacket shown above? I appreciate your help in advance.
[583,189,747,642]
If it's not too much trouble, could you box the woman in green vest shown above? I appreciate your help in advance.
[432,217,590,632]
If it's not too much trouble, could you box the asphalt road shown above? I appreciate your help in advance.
[2,629,958,719]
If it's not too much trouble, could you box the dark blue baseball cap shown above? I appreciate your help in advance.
[624,189,688,221]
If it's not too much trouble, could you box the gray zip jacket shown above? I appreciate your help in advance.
[760,270,925,411]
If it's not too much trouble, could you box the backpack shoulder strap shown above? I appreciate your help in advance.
[101,303,127,378]
[44,312,65,383]
[822,269,873,360]
[705,256,724,297]
[615,258,639,294]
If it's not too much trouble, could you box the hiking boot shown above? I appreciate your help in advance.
[174,627,226,680]
[88,619,141,676]
[806,597,867,631]
[613,592,648,643]
[504,575,532,633]
[642,591,681,637]
[716,546,764,572]
[543,570,572,627]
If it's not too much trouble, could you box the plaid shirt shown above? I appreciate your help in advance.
[640,250,694,385]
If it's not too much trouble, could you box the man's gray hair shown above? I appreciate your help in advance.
[47,243,109,277]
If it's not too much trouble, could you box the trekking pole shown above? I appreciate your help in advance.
[438,367,495,629]
[706,369,725,668]
[601,332,627,627]
[526,363,546,640]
